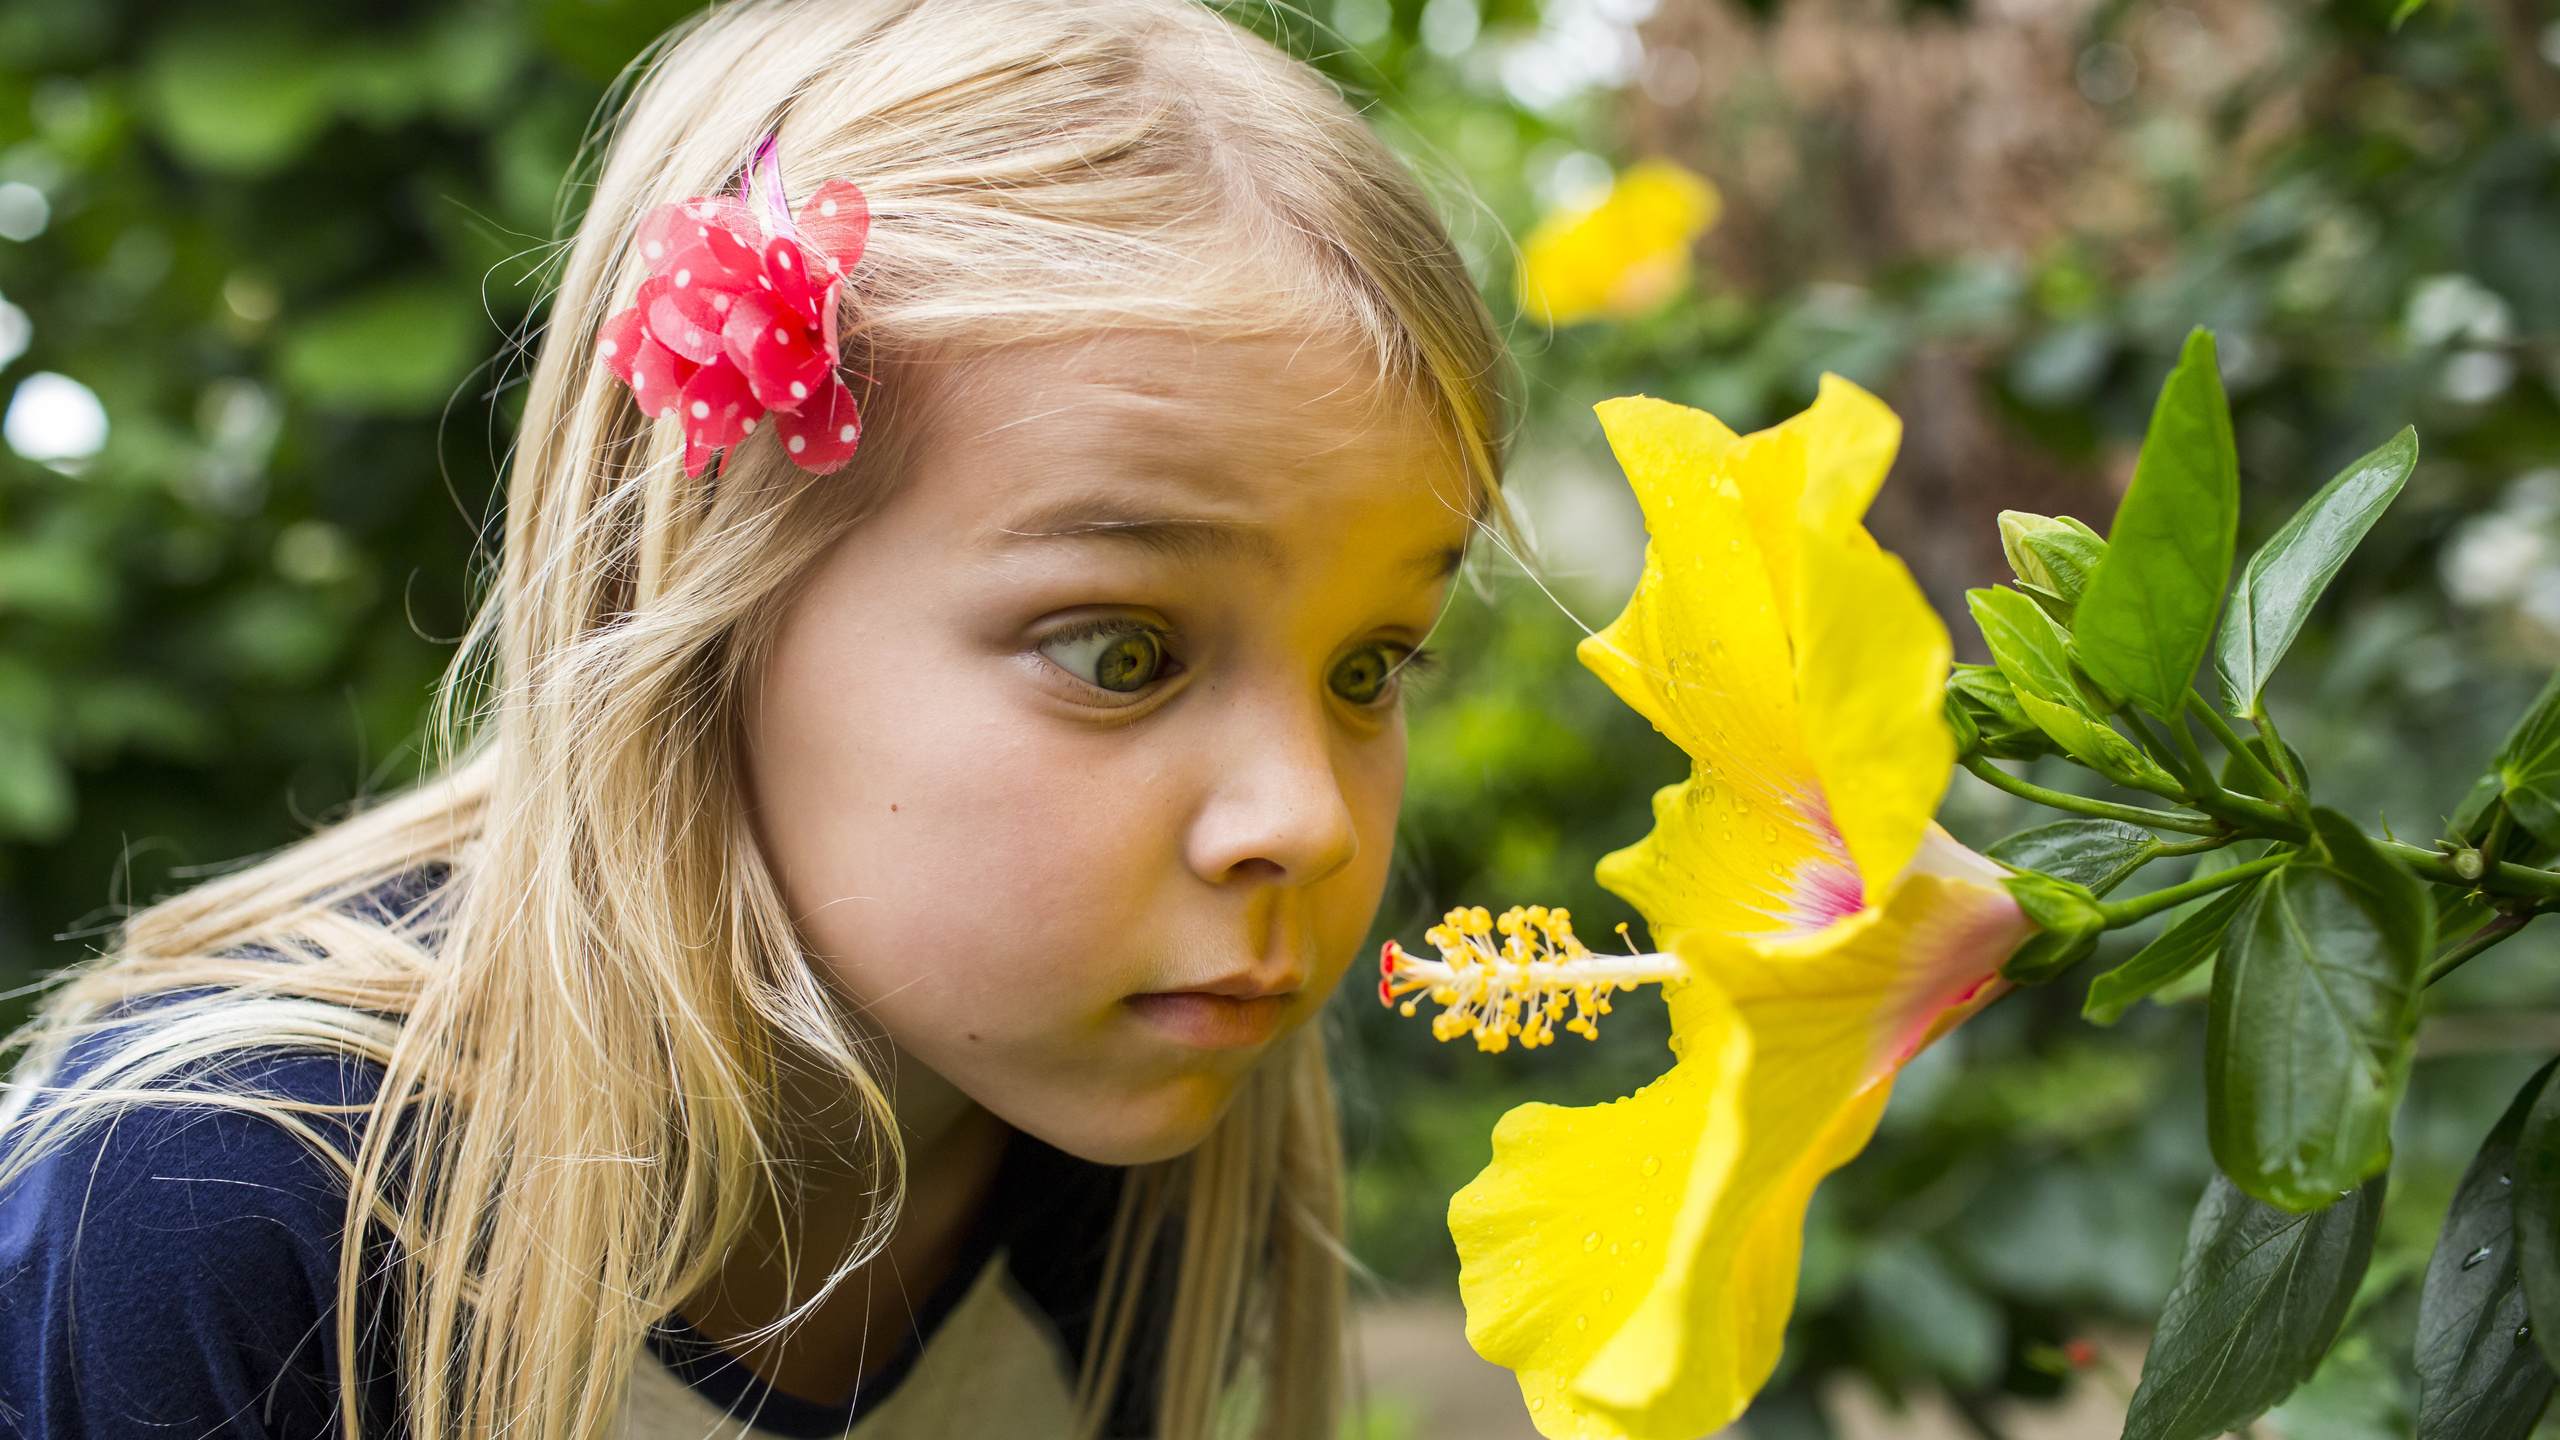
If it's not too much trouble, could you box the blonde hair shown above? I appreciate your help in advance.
[0,3,1507,1437]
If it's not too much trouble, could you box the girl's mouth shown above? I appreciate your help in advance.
[1123,991,1288,1049]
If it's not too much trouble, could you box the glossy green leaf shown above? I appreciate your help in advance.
[2085,879,2255,1024]
[2216,429,2417,712]
[2311,808,2434,968]
[2493,669,2560,845]
[2207,827,2424,1211]
[2512,1057,2560,1374]
[2122,1172,2384,1440]
[2074,329,2240,719]
[2417,1060,2558,1440]
[2013,691,2185,793]
[1988,818,2160,894]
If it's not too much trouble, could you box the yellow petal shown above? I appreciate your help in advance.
[1718,373,1901,628]
[1453,977,1751,1440]
[1581,397,1855,942]
[1792,522,1955,900]
[1786,374,1901,540]
[1459,836,2030,1440]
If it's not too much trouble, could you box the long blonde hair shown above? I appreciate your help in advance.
[0,3,1508,1437]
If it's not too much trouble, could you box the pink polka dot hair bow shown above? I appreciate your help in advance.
[597,134,870,477]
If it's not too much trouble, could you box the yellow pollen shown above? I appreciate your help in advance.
[1379,905,1685,1052]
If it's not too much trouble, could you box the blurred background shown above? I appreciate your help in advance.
[1,0,2556,1435]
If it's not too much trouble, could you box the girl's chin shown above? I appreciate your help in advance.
[1121,991,1287,1050]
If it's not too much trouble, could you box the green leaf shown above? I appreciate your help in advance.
[2012,691,2185,793]
[279,281,489,415]
[2086,879,2255,1024]
[2216,429,2417,712]
[2492,669,2560,845]
[2311,808,2434,968]
[2390,0,2432,29]
[2123,1171,2385,1440]
[1999,870,2109,983]
[143,27,335,176]
[2074,329,2240,719]
[1988,818,2160,894]
[2512,1058,2560,1374]
[2207,830,2424,1211]
[1967,585,2085,708]
[2417,1060,2558,1440]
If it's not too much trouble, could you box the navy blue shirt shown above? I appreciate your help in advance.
[0,922,1142,1438]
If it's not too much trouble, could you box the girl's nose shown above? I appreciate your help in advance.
[1184,699,1361,889]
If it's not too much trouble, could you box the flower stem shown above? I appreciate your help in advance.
[2097,853,2290,927]
[2188,694,2291,802]
[2251,705,2307,794]
[2120,709,2205,799]
[1961,756,2223,836]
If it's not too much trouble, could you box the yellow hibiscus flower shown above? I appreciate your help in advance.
[1384,378,2035,1440]
[1517,160,1720,327]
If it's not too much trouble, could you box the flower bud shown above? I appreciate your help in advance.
[1947,664,2056,762]
[1999,871,2109,983]
[1997,511,2108,609]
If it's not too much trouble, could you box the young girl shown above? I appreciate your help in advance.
[0,2,1508,1436]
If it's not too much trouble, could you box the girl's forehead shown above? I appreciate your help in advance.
[901,331,1475,565]
[953,330,1456,461]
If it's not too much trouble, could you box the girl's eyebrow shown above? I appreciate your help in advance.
[998,499,1468,579]
[997,499,1282,566]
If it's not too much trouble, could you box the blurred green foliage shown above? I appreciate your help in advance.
[5,0,2560,1433]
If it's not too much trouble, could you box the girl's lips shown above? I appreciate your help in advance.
[1123,991,1287,1050]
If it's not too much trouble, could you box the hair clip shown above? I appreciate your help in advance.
[596,133,872,477]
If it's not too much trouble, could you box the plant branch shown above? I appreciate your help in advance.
[2425,910,2540,986]
[2183,786,2306,841]
[2098,853,2289,927]
[2381,840,2560,901]
[1961,756,2224,835]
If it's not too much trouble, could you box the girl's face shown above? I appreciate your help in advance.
[748,331,1472,1165]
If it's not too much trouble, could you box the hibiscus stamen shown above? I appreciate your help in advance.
[1380,905,1686,1053]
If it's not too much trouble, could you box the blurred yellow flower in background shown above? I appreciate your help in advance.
[1434,380,2035,1440]
[1516,160,1721,326]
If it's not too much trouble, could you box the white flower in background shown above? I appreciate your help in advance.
[2408,275,2519,405]
[1500,0,1658,112]
[2407,274,2514,347]
[3,371,106,468]
[2443,470,2560,640]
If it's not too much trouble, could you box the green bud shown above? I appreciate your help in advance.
[1997,511,2108,608]
[1947,665,2055,762]
[2002,928,2102,984]
[2000,870,2108,983]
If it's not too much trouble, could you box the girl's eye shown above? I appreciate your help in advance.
[1328,644,1411,706]
[1041,624,1171,693]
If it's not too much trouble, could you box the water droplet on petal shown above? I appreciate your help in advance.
[1641,1156,1660,1177]
[1584,1231,1601,1251]
[1530,1398,1545,1413]
[1576,1315,1588,1330]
